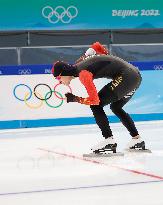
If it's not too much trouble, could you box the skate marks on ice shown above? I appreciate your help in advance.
[125,149,152,153]
[83,152,124,157]
[38,148,163,180]
[83,149,151,157]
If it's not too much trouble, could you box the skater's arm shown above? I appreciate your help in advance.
[75,42,109,63]
[78,70,100,105]
[75,48,96,63]
[65,70,100,105]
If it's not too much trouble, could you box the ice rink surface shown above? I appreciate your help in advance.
[0,120,163,205]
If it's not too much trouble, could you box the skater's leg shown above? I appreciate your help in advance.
[90,84,119,152]
[110,96,139,137]
[90,105,117,152]
[90,105,113,138]
[110,92,149,151]
[90,83,118,139]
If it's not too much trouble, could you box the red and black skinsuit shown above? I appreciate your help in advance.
[73,54,142,139]
[52,51,142,139]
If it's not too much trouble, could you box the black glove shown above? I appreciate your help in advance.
[65,93,79,103]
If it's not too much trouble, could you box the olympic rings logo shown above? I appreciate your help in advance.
[154,65,163,70]
[18,69,31,75]
[13,83,72,109]
[17,155,55,170]
[42,5,78,24]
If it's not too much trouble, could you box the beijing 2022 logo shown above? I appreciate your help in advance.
[42,5,78,24]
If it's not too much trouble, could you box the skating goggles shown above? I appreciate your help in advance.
[55,73,62,81]
[55,75,61,81]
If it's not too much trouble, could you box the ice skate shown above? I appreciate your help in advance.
[83,137,124,157]
[125,137,151,153]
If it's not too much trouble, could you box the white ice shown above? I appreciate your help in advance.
[0,120,163,205]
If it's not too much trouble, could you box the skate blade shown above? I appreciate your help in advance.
[83,152,124,158]
[125,149,152,153]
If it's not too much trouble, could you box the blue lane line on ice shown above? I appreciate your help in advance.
[0,180,163,196]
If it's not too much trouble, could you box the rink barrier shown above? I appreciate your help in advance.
[1,61,163,129]
[1,113,163,129]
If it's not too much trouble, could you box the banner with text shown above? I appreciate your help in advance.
[0,0,163,30]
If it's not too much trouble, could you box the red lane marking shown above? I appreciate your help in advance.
[38,148,163,180]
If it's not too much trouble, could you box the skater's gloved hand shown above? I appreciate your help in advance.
[65,93,79,103]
